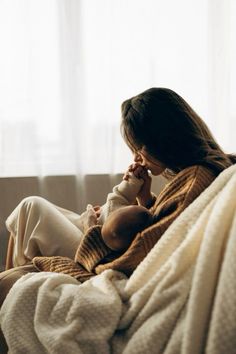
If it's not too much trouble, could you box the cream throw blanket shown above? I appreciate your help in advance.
[1,165,236,354]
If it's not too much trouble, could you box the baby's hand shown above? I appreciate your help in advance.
[123,163,153,207]
[123,163,147,181]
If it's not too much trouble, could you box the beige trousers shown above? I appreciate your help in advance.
[6,196,84,267]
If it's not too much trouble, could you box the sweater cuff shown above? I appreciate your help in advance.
[115,176,143,203]
[32,256,95,282]
[74,225,112,272]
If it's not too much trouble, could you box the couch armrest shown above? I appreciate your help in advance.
[0,264,38,309]
[0,264,38,353]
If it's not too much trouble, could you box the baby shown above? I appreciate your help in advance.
[101,205,154,251]
[76,168,147,233]
[77,166,154,252]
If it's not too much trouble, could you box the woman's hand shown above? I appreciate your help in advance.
[123,163,153,207]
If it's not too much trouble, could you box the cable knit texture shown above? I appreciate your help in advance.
[33,165,215,280]
[33,256,94,282]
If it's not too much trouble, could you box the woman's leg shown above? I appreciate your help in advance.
[6,196,84,267]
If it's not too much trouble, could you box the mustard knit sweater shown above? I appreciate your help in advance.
[33,165,215,281]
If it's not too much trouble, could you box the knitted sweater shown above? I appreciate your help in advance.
[33,165,215,281]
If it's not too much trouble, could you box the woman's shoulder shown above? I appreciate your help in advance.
[170,165,216,192]
[155,165,216,206]
[175,165,216,184]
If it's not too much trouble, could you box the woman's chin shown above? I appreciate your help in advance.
[150,168,165,176]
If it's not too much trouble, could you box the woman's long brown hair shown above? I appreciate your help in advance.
[121,88,236,176]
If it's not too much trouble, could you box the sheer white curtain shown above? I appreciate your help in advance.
[0,0,235,177]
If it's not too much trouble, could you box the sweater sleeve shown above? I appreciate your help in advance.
[98,174,143,223]
[32,256,95,282]
[74,225,115,272]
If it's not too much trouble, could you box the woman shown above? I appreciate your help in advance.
[120,87,236,209]
[5,87,236,275]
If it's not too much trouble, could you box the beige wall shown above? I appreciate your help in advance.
[0,174,166,270]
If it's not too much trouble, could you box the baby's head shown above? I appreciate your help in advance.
[101,205,153,252]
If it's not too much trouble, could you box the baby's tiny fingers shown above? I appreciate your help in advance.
[128,162,140,171]
[95,210,101,217]
[133,165,143,175]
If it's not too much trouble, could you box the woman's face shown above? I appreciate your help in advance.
[133,147,165,176]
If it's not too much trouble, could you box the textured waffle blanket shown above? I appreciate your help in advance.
[1,165,236,354]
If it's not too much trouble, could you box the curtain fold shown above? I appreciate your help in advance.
[0,0,235,177]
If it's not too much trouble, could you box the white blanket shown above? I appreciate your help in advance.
[1,165,236,354]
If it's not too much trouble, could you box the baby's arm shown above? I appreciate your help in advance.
[98,170,144,224]
[125,163,154,208]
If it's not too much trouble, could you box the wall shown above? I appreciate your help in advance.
[0,174,166,270]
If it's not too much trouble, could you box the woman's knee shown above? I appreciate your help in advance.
[6,196,48,229]
[19,196,50,215]
[20,196,46,207]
